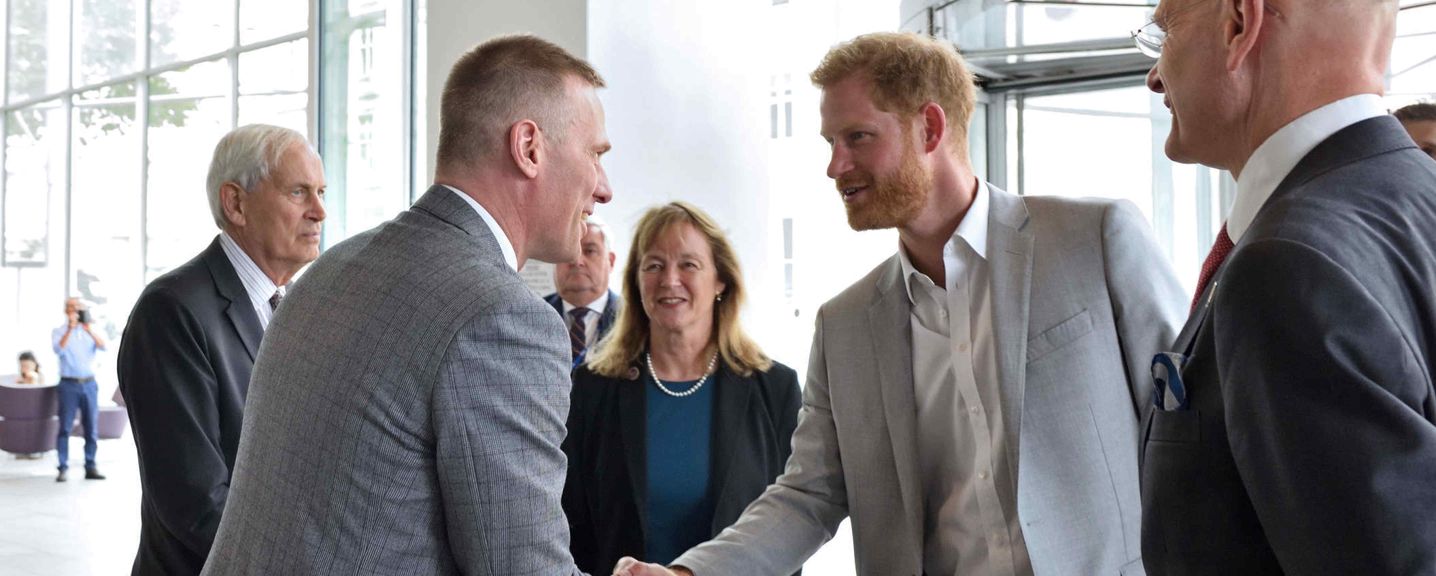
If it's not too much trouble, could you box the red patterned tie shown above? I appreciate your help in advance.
[1192,225,1234,313]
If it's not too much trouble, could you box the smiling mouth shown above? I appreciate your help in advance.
[656,297,686,305]
[839,185,869,202]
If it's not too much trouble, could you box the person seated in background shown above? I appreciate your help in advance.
[563,201,801,574]
[11,350,47,459]
[1394,102,1436,160]
[16,351,43,385]
[545,214,621,366]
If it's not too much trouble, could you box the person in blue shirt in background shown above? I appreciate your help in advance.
[52,297,107,482]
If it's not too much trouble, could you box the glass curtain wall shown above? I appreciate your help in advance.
[319,0,415,244]
[0,0,419,395]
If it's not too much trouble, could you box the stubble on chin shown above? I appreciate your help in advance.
[845,149,929,231]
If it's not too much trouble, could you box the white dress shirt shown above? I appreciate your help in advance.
[561,292,609,347]
[1229,94,1386,243]
[442,184,519,271]
[219,232,283,330]
[898,183,1032,576]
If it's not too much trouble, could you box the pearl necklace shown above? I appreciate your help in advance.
[646,351,718,398]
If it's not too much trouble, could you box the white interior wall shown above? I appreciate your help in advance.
[423,0,589,295]
[585,0,778,349]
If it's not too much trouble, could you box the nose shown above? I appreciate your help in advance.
[594,163,613,204]
[826,144,850,181]
[1146,64,1165,94]
[308,190,327,222]
[658,265,681,287]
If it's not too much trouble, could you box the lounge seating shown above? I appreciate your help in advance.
[0,378,128,455]
[0,381,61,455]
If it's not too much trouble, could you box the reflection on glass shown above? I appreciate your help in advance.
[74,0,138,88]
[71,82,141,342]
[4,101,66,266]
[150,0,234,68]
[321,0,408,243]
[240,0,307,45]
[8,0,69,102]
[146,62,232,280]
[239,39,309,95]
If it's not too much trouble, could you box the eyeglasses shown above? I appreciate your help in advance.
[1132,19,1166,59]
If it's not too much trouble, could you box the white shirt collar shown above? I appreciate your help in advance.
[1228,94,1386,242]
[218,232,282,328]
[898,180,991,303]
[561,291,609,317]
[442,185,519,271]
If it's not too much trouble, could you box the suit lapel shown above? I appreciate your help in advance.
[707,366,751,535]
[868,258,925,556]
[599,291,619,337]
[986,184,1033,479]
[617,371,649,540]
[202,237,264,362]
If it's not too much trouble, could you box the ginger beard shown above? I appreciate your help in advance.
[838,126,930,231]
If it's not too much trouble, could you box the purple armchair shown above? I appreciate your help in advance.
[0,383,61,454]
[0,381,128,454]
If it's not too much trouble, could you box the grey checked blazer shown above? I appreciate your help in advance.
[674,184,1184,575]
[202,186,583,575]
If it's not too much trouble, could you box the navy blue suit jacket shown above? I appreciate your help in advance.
[544,290,620,363]
[118,237,265,576]
[1140,116,1436,575]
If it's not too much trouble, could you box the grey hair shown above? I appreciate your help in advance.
[584,213,614,253]
[206,124,315,229]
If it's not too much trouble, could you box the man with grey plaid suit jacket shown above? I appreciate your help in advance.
[202,34,613,575]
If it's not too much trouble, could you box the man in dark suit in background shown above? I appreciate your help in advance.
[545,215,620,364]
[1139,0,1436,573]
[117,124,326,576]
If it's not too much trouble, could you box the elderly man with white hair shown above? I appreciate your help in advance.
[117,123,326,576]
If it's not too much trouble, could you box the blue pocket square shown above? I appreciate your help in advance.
[1151,352,1190,411]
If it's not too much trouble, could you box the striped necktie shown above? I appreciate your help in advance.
[568,307,590,360]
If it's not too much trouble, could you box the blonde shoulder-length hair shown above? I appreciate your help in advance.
[585,201,772,378]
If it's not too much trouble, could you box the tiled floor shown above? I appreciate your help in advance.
[0,436,140,576]
[0,433,857,575]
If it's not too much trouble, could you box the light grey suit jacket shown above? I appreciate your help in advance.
[675,184,1183,575]
[202,187,582,575]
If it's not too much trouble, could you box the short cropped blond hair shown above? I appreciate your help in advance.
[586,202,772,378]
[811,32,975,155]
[436,34,605,168]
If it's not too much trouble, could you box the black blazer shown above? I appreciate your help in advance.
[562,358,801,574]
[118,237,265,576]
[1140,117,1436,574]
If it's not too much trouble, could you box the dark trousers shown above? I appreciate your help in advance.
[56,378,99,471]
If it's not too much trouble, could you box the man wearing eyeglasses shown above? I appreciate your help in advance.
[1136,1,1436,574]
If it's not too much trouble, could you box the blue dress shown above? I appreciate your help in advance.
[644,378,715,564]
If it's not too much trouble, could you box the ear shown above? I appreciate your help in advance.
[607,251,617,268]
[220,182,247,228]
[509,120,542,179]
[918,101,947,154]
[1224,0,1265,72]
